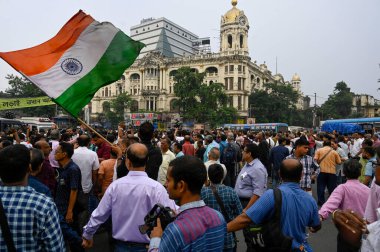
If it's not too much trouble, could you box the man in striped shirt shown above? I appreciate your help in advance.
[286,138,319,194]
[149,156,226,251]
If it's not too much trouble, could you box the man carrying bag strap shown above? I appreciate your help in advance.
[0,197,16,252]
[210,185,239,252]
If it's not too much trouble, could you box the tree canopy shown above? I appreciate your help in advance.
[101,92,131,128]
[2,74,55,117]
[320,81,353,119]
[249,82,300,124]
[173,67,237,127]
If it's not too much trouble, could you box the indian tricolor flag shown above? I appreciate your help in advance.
[0,10,144,116]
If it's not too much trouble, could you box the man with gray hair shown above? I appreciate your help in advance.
[205,147,227,183]
[203,135,219,163]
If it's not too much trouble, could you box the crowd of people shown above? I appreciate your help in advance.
[0,122,379,251]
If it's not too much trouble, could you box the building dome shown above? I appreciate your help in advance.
[292,73,301,82]
[223,0,242,23]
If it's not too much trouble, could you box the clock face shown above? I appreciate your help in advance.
[239,16,246,26]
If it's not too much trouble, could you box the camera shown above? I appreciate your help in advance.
[139,204,176,236]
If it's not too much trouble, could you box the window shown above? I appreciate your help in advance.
[136,30,138,33]
[224,78,228,90]
[243,66,246,74]
[225,66,228,73]
[105,87,108,97]
[229,65,234,73]
[238,65,242,73]
[238,96,242,110]
[229,77,233,90]
[240,35,244,48]
[228,35,232,48]
[238,77,242,90]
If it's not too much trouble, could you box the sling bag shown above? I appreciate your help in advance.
[210,185,238,247]
[0,197,16,252]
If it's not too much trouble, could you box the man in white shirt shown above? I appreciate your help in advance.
[204,147,227,183]
[351,133,364,157]
[158,137,175,185]
[72,135,100,194]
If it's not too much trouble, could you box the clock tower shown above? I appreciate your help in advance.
[220,0,249,56]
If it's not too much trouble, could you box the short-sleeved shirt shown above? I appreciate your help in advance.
[149,201,226,251]
[234,158,268,198]
[246,183,320,251]
[72,147,100,193]
[98,158,116,194]
[201,185,243,249]
[365,157,377,178]
[286,154,319,189]
[55,160,83,215]
[314,146,341,174]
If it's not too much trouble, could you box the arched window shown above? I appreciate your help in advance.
[205,67,218,74]
[228,35,232,48]
[240,35,244,48]
[130,73,140,82]
[105,87,108,97]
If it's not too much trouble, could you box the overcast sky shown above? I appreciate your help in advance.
[0,0,379,105]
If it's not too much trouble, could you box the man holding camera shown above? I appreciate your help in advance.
[82,143,176,251]
[149,156,226,251]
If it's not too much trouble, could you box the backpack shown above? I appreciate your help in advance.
[246,188,293,252]
[222,143,236,166]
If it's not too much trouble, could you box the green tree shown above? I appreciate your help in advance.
[249,82,300,123]
[102,92,132,128]
[3,74,55,117]
[321,81,353,119]
[173,67,237,127]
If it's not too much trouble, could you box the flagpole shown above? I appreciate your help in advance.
[77,117,113,146]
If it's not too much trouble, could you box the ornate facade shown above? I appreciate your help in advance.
[91,0,304,121]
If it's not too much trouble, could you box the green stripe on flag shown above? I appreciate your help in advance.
[55,31,144,116]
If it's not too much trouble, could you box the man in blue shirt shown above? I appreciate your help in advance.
[149,156,226,251]
[228,159,321,251]
[362,146,376,186]
[269,137,290,188]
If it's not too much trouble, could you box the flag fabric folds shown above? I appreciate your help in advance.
[0,10,144,116]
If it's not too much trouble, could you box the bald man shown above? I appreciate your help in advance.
[82,143,177,250]
[34,140,56,194]
[228,159,321,251]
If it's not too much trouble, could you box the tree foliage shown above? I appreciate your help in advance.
[321,81,353,119]
[101,92,131,128]
[249,82,300,124]
[173,67,237,127]
[3,74,55,117]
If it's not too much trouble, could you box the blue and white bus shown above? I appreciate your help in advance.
[223,123,289,133]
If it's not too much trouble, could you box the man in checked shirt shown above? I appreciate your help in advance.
[286,137,319,195]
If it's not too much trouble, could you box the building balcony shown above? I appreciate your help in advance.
[206,72,218,77]
[141,89,160,96]
[130,79,140,84]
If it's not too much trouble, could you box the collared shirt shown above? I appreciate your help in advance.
[182,141,195,156]
[234,158,268,198]
[0,186,64,251]
[55,160,82,215]
[175,151,184,158]
[158,150,176,185]
[364,180,380,223]
[246,183,320,251]
[314,146,341,174]
[149,200,226,252]
[201,185,243,249]
[364,157,377,178]
[338,142,349,156]
[286,154,319,189]
[28,176,52,198]
[334,147,348,175]
[48,140,60,168]
[204,141,220,163]
[351,138,364,157]
[204,160,227,181]
[72,146,100,193]
[82,171,177,243]
[319,180,370,219]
